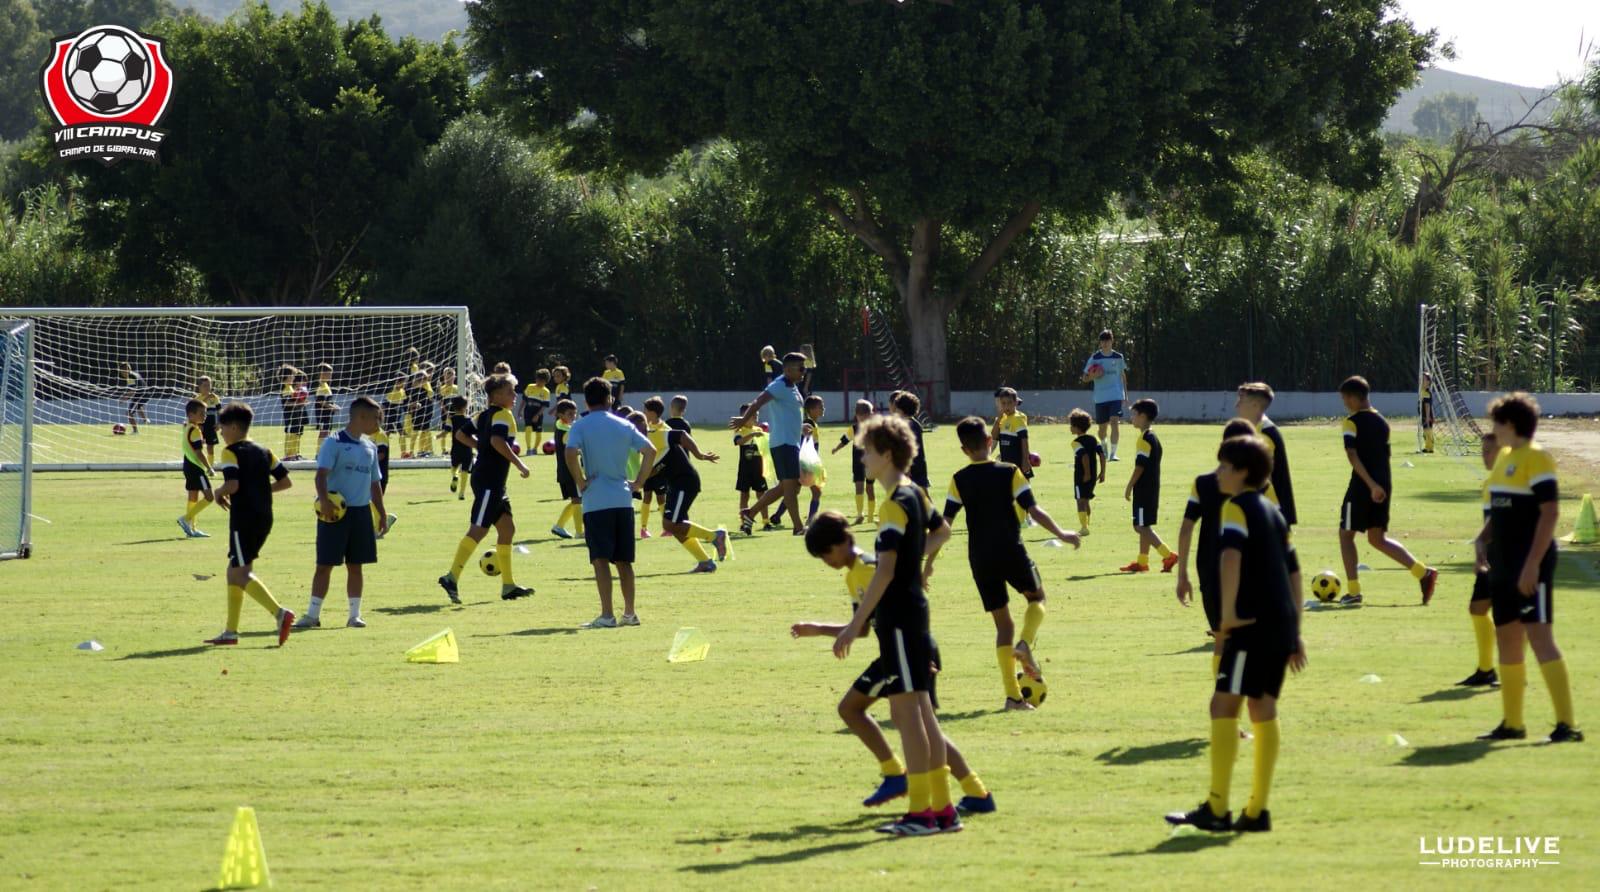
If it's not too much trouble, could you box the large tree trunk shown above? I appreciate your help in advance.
[903,286,957,415]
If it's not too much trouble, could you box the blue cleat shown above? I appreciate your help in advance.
[863,774,908,807]
[956,793,997,815]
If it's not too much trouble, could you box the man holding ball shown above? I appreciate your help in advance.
[1081,330,1129,461]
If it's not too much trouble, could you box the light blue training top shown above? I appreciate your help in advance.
[763,375,806,448]
[1084,350,1127,403]
[316,430,382,507]
[566,410,652,512]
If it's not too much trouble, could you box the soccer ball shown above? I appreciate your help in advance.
[1016,673,1048,707]
[1028,452,1042,468]
[510,442,521,455]
[1312,571,1342,603]
[541,440,556,455]
[1087,363,1105,380]
[314,492,347,523]
[66,27,152,116]
[478,550,501,577]
[293,386,309,404]
[760,422,771,433]
[111,423,127,435]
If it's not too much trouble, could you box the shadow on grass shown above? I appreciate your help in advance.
[406,499,453,506]
[1398,740,1493,767]
[1096,737,1208,766]
[1066,572,1128,581]
[679,838,881,873]
[375,604,451,616]
[116,538,181,546]
[1108,832,1239,856]
[479,627,580,638]
[836,708,994,735]
[1414,686,1496,704]
[682,814,882,846]
[678,816,884,872]
[118,645,213,660]
[1152,643,1214,656]
[553,573,682,582]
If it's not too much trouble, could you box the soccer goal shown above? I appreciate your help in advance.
[1417,303,1482,457]
[0,320,34,559]
[0,306,487,471]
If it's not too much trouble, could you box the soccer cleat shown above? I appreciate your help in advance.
[876,811,940,836]
[449,476,457,493]
[1164,801,1232,832]
[1013,640,1041,680]
[177,516,195,537]
[1109,454,1120,462]
[551,525,573,540]
[457,488,466,501]
[1339,593,1363,607]
[582,614,618,629]
[292,615,321,630]
[852,515,864,525]
[1457,668,1500,687]
[1120,561,1149,573]
[862,774,908,807]
[276,610,296,646]
[203,633,239,646]
[1232,810,1272,833]
[1161,552,1181,573]
[713,527,730,562]
[191,527,211,538]
[691,561,718,574]
[1420,568,1438,605]
[1077,528,1090,537]
[500,584,534,601]
[933,805,963,833]
[738,510,755,536]
[640,528,652,539]
[764,519,784,531]
[346,616,366,628]
[1476,721,1527,741]
[438,574,461,605]
[1004,697,1036,712]
[956,793,996,815]
[619,612,640,627]
[1546,723,1585,744]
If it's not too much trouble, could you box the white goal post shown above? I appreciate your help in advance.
[1,320,34,558]
[1417,303,1482,457]
[0,306,487,471]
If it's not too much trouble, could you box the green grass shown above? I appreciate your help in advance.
[3,421,1598,889]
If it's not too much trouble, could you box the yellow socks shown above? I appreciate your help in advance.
[244,577,281,614]
[1021,601,1045,647]
[998,646,1023,700]
[640,500,653,531]
[1211,649,1222,678]
[1156,543,1173,559]
[1207,717,1239,816]
[574,509,585,536]
[1539,659,1576,727]
[1077,511,1090,530]
[555,504,574,529]
[1500,661,1527,730]
[686,523,716,541]
[1347,579,1362,597]
[1472,613,1495,673]
[855,492,864,516]
[184,499,211,524]
[930,765,953,810]
[683,536,711,562]
[1137,553,1150,568]
[449,536,477,579]
[907,772,932,813]
[1425,428,1435,450]
[878,756,905,777]
[495,544,514,586]
[957,771,988,799]
[867,493,876,521]
[226,585,244,632]
[1244,719,1279,818]
[1409,561,1429,580]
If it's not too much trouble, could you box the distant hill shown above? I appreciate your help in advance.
[1385,68,1555,135]
[182,0,469,44]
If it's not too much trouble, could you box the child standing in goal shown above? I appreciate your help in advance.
[832,399,876,525]
[178,398,215,539]
[205,402,296,647]
[313,363,337,451]
[195,376,221,464]
[278,365,308,461]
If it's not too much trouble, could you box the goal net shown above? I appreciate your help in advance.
[1418,303,1483,457]
[0,320,33,558]
[0,307,486,471]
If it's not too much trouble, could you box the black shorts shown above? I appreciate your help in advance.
[851,452,866,484]
[770,444,801,482]
[183,462,212,494]
[1074,480,1096,502]
[663,486,699,524]
[451,446,474,472]
[873,622,936,696]
[228,517,273,568]
[1216,635,1291,699]
[469,486,511,528]
[557,470,579,501]
[1200,584,1221,633]
[412,405,433,432]
[522,406,544,432]
[736,457,768,492]
[1421,398,1434,425]
[283,408,307,435]
[645,471,670,497]
[128,393,151,411]
[316,504,377,566]
[853,641,942,709]
[1094,400,1123,424]
[585,507,635,563]
[1132,496,1158,527]
[1491,555,1556,626]
[316,401,337,433]
[384,405,403,433]
[971,548,1042,612]
[1471,570,1492,603]
[201,415,219,446]
[1340,483,1391,532]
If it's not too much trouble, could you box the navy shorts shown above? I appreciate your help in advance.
[769,444,801,482]
[1094,400,1123,424]
[585,507,636,563]
[316,503,377,566]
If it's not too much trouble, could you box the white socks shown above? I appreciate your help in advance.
[306,595,324,620]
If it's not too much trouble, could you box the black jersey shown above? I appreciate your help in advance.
[874,482,945,627]
[1134,429,1162,497]
[838,420,865,461]
[1073,433,1101,483]
[1341,408,1391,490]
[471,406,517,489]
[666,417,692,434]
[448,412,475,453]
[907,418,930,485]
[1259,418,1297,525]
[1184,471,1227,598]
[943,460,1036,554]
[660,429,700,491]
[1218,489,1300,650]
[1486,443,1559,581]
[217,440,287,521]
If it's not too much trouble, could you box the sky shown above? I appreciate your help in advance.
[1394,0,1597,87]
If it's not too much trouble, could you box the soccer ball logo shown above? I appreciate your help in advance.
[65,27,151,116]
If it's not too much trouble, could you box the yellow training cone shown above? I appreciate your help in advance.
[405,628,459,664]
[217,806,270,889]
[667,627,709,663]
[1563,493,1598,545]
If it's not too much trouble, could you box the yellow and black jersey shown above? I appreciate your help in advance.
[1218,489,1299,647]
[1419,379,1433,402]
[874,482,945,624]
[370,429,390,482]
[943,459,1035,554]
[1341,408,1391,489]
[385,386,407,407]
[182,422,207,468]
[763,358,783,383]
[196,390,221,416]
[471,406,518,489]
[736,424,765,462]
[314,381,333,401]
[1134,429,1162,496]
[1480,478,1492,520]
[217,440,287,520]
[553,383,571,405]
[843,550,878,622]
[523,384,550,420]
[1487,443,1558,575]
[1073,433,1101,484]
[439,382,460,401]
[1258,417,1297,525]
[646,419,669,467]
[602,367,626,400]
[1187,473,1279,598]
[993,411,1029,466]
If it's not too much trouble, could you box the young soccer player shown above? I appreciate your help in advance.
[178,399,215,538]
[418,363,437,455]
[760,345,782,383]
[279,365,308,461]
[1336,375,1438,606]
[939,417,1080,710]
[383,373,406,448]
[1069,409,1104,535]
[437,374,534,604]
[1420,372,1435,453]
[120,361,149,433]
[801,394,828,525]
[551,364,572,406]
[445,396,474,499]
[312,363,337,450]
[1121,398,1178,573]
[566,378,657,628]
[797,511,995,815]
[639,397,673,538]
[799,343,817,396]
[733,404,775,529]
[205,402,296,647]
[832,399,877,524]
[1080,330,1128,461]
[991,387,1033,522]
[1476,394,1582,743]
[195,375,222,464]
[294,396,387,629]
[521,369,552,455]
[436,367,459,454]
[404,370,432,458]
[601,354,627,409]
[1166,434,1305,833]
[832,414,973,836]
[1458,432,1501,688]
[891,391,931,493]
[550,400,585,538]
[404,346,422,375]
[1234,382,1297,526]
[666,395,692,432]
[655,410,729,572]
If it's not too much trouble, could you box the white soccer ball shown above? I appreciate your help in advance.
[66,28,151,115]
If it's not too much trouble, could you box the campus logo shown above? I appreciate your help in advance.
[1418,835,1562,870]
[38,25,174,166]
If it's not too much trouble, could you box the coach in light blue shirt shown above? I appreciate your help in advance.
[1081,329,1130,462]
[565,377,656,628]
[728,352,806,534]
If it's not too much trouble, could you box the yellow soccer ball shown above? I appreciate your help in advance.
[1312,571,1342,603]
[1016,672,1048,707]
[315,492,347,523]
[478,550,501,577]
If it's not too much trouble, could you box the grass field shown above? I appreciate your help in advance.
[3,419,1599,889]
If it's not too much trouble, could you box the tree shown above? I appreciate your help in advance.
[1412,91,1479,142]
[0,0,42,141]
[469,0,1431,411]
[73,2,469,304]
